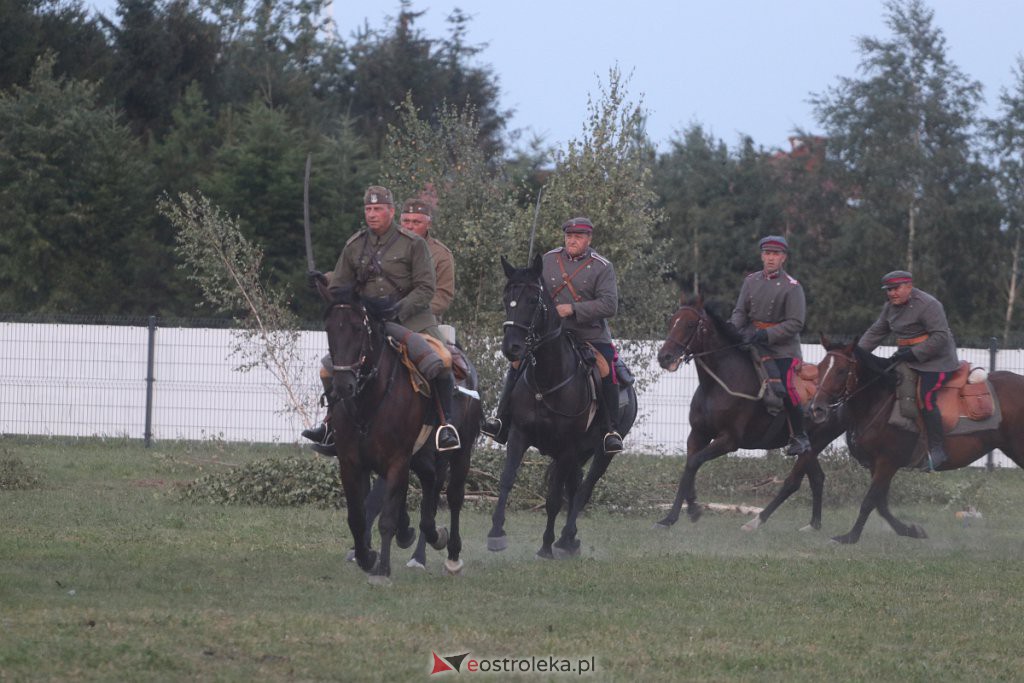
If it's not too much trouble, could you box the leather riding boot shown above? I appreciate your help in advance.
[433,373,461,452]
[923,409,949,472]
[752,348,784,415]
[303,373,337,456]
[784,399,811,456]
[601,378,624,454]
[482,366,516,444]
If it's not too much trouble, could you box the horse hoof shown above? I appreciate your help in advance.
[345,549,357,562]
[405,558,426,570]
[396,527,416,549]
[431,527,449,551]
[687,508,703,523]
[367,574,392,587]
[798,523,818,533]
[741,516,763,532]
[552,546,581,560]
[487,535,509,552]
[651,519,674,530]
[910,524,928,539]
[535,548,554,560]
[443,559,464,576]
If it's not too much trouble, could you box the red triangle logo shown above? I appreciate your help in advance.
[431,652,454,674]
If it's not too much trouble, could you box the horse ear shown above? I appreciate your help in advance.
[819,332,830,348]
[531,252,543,275]
[501,255,514,278]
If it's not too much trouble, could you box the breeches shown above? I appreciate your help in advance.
[917,370,947,415]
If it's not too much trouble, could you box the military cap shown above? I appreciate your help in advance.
[758,235,789,252]
[561,217,594,234]
[363,186,394,206]
[401,198,432,217]
[881,270,913,290]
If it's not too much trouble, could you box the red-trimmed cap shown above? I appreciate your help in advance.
[561,217,594,234]
[758,235,788,252]
[881,270,913,290]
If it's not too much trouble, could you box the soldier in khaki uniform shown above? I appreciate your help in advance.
[399,198,454,321]
[482,216,624,454]
[302,185,460,453]
[858,270,959,471]
[729,235,810,455]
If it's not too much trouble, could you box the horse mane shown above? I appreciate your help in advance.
[683,296,744,346]
[853,343,900,390]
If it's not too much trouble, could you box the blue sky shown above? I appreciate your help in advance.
[332,0,1024,151]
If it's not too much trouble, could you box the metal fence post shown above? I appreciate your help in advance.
[987,336,998,471]
[144,315,157,447]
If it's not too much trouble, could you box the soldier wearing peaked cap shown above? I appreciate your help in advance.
[399,197,455,322]
[302,185,461,454]
[482,216,625,454]
[729,234,811,456]
[857,270,958,471]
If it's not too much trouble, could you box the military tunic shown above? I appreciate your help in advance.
[329,222,438,334]
[729,269,805,359]
[858,288,958,373]
[426,236,454,321]
[542,246,617,344]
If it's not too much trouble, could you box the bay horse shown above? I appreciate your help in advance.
[320,286,463,582]
[487,254,638,558]
[360,356,481,574]
[654,296,845,531]
[808,337,1024,543]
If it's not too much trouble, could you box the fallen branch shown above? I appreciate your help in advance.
[657,502,763,516]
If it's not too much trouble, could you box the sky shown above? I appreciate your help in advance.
[330,0,1024,152]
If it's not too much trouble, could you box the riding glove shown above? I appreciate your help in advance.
[889,347,916,364]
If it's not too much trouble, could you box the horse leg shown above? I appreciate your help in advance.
[832,461,899,544]
[487,430,527,551]
[555,455,586,557]
[574,447,611,511]
[873,475,927,539]
[405,451,437,570]
[369,460,410,584]
[443,445,470,576]
[654,432,733,528]
[743,456,808,532]
[337,458,377,574]
[538,460,568,559]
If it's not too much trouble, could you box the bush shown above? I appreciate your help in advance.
[0,455,40,490]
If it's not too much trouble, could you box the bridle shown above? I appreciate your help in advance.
[501,279,589,417]
[663,305,716,365]
[815,349,860,412]
[502,280,563,354]
[327,303,378,395]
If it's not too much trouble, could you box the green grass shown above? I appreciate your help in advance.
[3,437,1024,681]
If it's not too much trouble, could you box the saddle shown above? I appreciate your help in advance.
[384,324,453,398]
[582,342,635,386]
[891,360,997,433]
[751,354,819,406]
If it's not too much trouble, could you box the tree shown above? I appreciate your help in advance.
[809,0,1002,337]
[0,55,162,314]
[339,1,510,157]
[985,56,1024,344]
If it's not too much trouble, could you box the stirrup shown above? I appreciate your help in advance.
[786,433,811,456]
[302,422,328,443]
[436,424,461,452]
[603,431,623,454]
[481,416,503,439]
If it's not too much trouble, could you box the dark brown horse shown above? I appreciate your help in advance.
[654,296,845,531]
[808,337,1024,543]
[487,255,638,558]
[321,286,461,583]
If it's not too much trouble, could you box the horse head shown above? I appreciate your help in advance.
[657,295,716,371]
[808,334,862,424]
[323,285,379,400]
[500,253,557,362]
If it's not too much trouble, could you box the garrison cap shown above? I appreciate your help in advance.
[400,198,432,217]
[363,186,394,206]
[562,217,594,234]
[758,235,789,253]
[881,270,913,290]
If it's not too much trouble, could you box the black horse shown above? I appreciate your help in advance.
[487,255,638,558]
[654,296,845,531]
[360,353,481,575]
[320,286,459,583]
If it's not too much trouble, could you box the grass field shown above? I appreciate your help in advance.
[3,437,1024,682]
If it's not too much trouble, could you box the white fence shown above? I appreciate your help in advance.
[0,320,1017,465]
